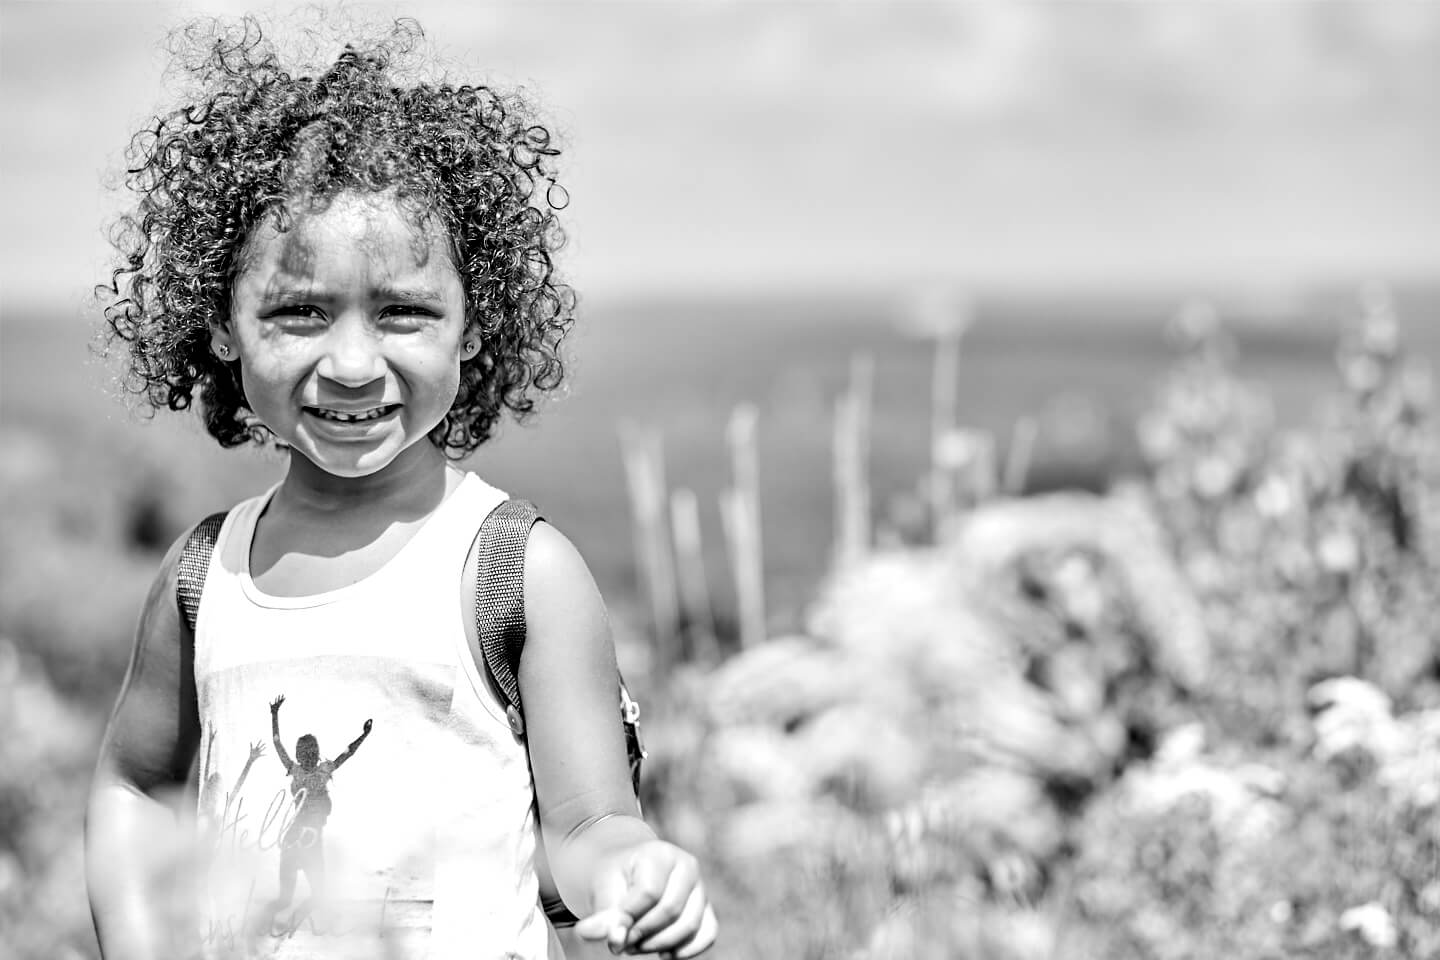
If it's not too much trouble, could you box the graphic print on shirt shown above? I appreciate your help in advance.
[199,728,266,855]
[198,661,454,960]
[252,694,373,942]
[192,477,554,958]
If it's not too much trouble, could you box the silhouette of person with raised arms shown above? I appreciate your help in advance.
[199,729,265,848]
[264,694,372,928]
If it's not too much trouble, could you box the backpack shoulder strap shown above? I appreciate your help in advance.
[472,499,646,796]
[177,512,229,632]
[474,499,543,730]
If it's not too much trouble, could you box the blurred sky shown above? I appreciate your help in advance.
[1,0,1438,317]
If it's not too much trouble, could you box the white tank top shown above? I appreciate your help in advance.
[192,471,559,960]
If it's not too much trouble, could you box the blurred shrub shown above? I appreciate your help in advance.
[634,296,1440,959]
[0,638,105,960]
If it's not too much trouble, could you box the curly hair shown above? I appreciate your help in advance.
[100,16,575,455]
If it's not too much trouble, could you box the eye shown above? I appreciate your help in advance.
[263,303,323,321]
[380,304,440,329]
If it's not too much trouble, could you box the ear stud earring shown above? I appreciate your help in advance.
[217,344,232,359]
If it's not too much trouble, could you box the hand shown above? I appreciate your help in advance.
[249,741,266,762]
[270,695,285,713]
[362,719,373,734]
[574,841,717,958]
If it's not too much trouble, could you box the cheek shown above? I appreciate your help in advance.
[235,354,304,413]
[236,367,276,421]
[411,338,467,404]
[433,356,465,410]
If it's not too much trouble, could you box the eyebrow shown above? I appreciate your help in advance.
[256,284,446,305]
[379,287,445,305]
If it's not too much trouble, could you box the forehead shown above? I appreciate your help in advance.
[238,192,456,286]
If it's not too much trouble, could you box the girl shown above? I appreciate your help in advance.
[85,17,717,960]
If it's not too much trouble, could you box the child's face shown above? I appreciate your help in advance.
[218,191,477,479]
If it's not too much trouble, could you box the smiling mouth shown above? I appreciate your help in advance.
[305,404,400,423]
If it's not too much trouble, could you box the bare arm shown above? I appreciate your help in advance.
[515,523,655,915]
[269,696,293,773]
[518,523,717,956]
[232,741,266,795]
[332,718,373,770]
[86,527,203,960]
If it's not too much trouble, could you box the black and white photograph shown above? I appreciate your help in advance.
[2,2,1438,958]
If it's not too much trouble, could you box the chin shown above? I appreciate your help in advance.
[300,433,446,481]
[323,461,390,479]
[291,443,401,480]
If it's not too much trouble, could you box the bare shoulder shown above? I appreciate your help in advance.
[97,517,212,789]
[522,521,609,642]
[524,520,594,587]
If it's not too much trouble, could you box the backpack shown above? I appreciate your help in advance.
[176,498,646,928]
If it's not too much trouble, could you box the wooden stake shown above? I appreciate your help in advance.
[619,421,679,647]
[926,292,971,538]
[722,405,765,648]
[833,352,874,571]
[670,487,717,662]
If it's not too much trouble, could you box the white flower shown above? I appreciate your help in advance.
[1338,901,1398,949]
[1317,531,1360,573]
[1122,736,1286,846]
[1254,475,1294,517]
[1309,677,1403,762]
[1154,722,1206,767]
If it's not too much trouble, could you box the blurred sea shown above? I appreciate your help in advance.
[4,285,1438,620]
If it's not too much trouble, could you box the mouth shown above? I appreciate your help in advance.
[304,404,401,424]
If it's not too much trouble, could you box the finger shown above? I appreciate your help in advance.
[575,906,630,944]
[632,882,706,955]
[576,867,633,945]
[668,904,718,959]
[616,848,677,923]
[624,856,698,947]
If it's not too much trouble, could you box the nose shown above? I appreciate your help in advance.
[315,318,385,388]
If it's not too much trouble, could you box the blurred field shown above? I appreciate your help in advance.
[6,287,1440,958]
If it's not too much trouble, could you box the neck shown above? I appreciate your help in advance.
[278,442,456,518]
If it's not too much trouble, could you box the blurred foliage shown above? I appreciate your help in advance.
[1139,293,1440,743]
[5,296,1440,957]
[632,294,1440,958]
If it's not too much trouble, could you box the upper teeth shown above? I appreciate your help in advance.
[317,407,389,422]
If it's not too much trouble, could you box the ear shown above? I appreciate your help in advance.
[460,331,481,361]
[209,323,237,363]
